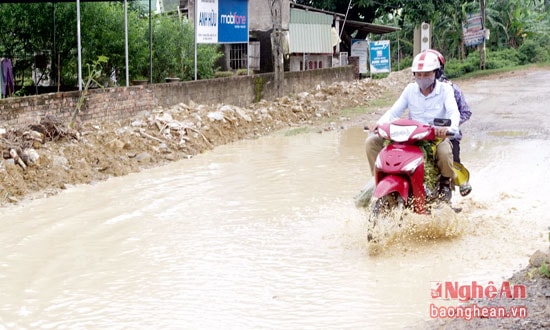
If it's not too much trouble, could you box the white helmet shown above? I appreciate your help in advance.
[412,51,440,72]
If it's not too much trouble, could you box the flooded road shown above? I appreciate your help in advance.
[1,70,549,329]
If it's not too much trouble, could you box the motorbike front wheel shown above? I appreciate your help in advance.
[366,193,405,242]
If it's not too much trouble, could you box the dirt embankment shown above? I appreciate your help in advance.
[0,70,413,205]
[1,67,548,329]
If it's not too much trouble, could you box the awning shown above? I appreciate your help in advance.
[343,19,401,35]
[289,3,400,36]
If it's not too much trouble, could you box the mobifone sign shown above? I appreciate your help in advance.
[196,0,249,44]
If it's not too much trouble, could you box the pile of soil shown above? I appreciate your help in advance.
[0,70,413,204]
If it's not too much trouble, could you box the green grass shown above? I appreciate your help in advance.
[540,262,550,278]
[455,63,550,81]
[321,90,399,126]
[366,91,397,110]
[214,71,234,78]
[284,126,311,136]
[338,91,397,117]
[340,106,365,117]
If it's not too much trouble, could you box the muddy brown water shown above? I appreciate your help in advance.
[1,70,549,329]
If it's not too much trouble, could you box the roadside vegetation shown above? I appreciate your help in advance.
[0,1,221,91]
[0,0,548,95]
[329,0,550,75]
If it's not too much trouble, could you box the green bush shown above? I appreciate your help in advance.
[444,49,526,78]
[444,60,467,79]
[390,41,550,80]
[402,57,413,69]
[442,52,480,78]
[151,16,221,82]
[370,73,390,80]
[518,36,550,64]
[486,49,521,68]
[214,71,234,78]
[236,69,248,76]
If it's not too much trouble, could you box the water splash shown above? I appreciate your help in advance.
[365,206,467,256]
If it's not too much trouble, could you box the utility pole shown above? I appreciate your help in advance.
[480,0,486,70]
[270,0,284,98]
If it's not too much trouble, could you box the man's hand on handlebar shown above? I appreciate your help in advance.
[434,127,450,138]
[364,122,378,132]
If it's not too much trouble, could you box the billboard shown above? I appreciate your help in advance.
[369,40,391,74]
[196,0,249,44]
[351,39,369,74]
[463,12,485,47]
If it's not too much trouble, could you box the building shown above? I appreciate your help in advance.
[178,0,400,73]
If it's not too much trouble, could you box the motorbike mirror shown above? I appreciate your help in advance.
[433,118,451,127]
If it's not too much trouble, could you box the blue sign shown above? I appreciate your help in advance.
[196,0,248,44]
[369,40,391,74]
[219,0,248,43]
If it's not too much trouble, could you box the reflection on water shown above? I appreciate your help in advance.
[0,122,548,328]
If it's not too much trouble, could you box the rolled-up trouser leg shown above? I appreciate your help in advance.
[436,138,456,179]
[450,138,460,163]
[365,134,385,175]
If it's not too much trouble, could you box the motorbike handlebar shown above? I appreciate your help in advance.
[364,125,379,134]
[365,122,455,137]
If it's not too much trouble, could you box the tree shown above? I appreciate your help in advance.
[152,15,221,81]
[296,0,466,57]
[0,1,223,94]
[0,3,56,88]
[79,2,149,84]
[485,0,549,48]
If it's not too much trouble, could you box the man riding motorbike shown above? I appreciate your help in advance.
[365,51,460,201]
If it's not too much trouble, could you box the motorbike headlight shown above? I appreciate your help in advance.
[402,157,423,173]
[389,124,416,142]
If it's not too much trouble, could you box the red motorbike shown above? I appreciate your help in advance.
[366,118,467,241]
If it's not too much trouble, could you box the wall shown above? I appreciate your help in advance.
[289,55,332,72]
[0,66,355,127]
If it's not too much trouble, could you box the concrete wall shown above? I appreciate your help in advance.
[0,66,354,127]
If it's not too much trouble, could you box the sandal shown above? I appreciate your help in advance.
[459,183,472,196]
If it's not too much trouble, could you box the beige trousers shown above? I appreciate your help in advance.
[365,134,456,179]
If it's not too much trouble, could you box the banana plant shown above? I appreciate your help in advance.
[485,0,548,48]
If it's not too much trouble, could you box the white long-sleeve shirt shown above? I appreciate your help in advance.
[377,79,460,135]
